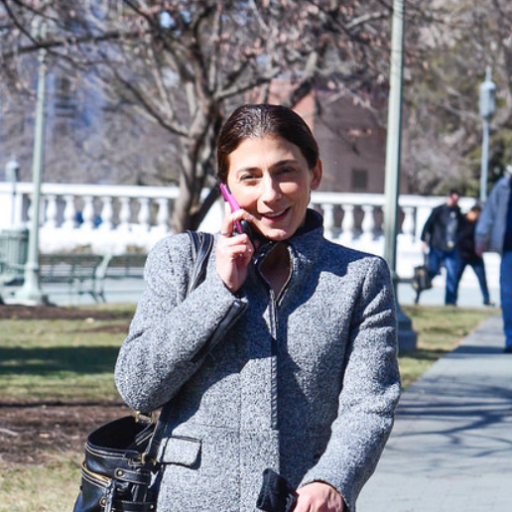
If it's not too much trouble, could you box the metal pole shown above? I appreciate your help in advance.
[6,159,20,226]
[383,0,417,351]
[0,46,3,304]
[479,67,496,203]
[383,0,404,273]
[480,118,490,203]
[13,32,49,305]
[11,181,16,226]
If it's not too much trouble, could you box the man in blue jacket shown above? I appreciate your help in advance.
[421,189,463,305]
[476,165,512,353]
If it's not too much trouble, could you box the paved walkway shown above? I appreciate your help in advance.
[358,314,512,512]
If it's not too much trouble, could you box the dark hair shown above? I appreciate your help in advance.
[448,188,461,197]
[216,104,319,183]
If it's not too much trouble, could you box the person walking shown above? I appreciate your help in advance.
[420,189,464,305]
[475,165,512,353]
[114,104,401,511]
[455,204,494,306]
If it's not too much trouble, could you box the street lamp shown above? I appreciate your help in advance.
[479,67,496,203]
[383,0,417,351]
[13,23,49,306]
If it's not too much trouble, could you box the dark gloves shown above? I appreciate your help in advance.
[256,468,298,512]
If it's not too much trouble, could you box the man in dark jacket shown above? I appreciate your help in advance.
[421,189,463,305]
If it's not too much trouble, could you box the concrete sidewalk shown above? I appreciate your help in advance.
[358,314,512,512]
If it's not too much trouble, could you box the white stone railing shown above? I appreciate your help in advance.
[0,182,499,283]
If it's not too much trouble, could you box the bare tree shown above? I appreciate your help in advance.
[0,0,419,230]
[401,0,512,195]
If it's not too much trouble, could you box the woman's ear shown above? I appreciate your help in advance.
[310,159,323,191]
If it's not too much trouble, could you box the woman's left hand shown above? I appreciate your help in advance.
[295,482,344,512]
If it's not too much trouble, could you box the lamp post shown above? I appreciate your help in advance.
[6,158,20,226]
[479,67,496,203]
[13,24,49,306]
[383,0,417,351]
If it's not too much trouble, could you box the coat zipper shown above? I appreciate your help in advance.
[253,242,293,430]
[268,289,279,430]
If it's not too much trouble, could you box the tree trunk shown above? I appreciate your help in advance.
[171,146,199,233]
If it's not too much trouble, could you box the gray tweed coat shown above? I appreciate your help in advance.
[114,210,400,512]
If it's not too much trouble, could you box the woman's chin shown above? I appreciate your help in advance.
[258,226,294,241]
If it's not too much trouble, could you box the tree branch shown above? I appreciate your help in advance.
[1,26,153,60]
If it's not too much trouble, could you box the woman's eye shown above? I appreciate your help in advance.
[240,174,258,182]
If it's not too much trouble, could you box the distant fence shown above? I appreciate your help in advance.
[0,182,499,284]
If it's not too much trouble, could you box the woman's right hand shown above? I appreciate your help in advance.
[295,482,344,512]
[216,207,255,293]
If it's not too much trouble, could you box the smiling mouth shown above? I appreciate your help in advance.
[261,208,289,221]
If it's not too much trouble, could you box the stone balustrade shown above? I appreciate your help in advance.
[0,182,499,284]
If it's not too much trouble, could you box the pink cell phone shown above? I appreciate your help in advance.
[219,183,253,240]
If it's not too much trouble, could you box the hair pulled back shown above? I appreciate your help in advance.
[216,104,319,183]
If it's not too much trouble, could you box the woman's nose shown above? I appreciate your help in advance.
[261,176,281,203]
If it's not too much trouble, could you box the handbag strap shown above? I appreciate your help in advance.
[143,230,214,467]
[188,230,215,294]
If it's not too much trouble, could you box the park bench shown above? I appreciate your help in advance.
[38,253,105,301]
[0,259,25,287]
[0,228,28,287]
[0,252,147,303]
[95,253,147,302]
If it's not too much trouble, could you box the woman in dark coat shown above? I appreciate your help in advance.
[115,104,401,512]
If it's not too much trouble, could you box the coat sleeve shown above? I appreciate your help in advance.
[299,257,401,511]
[114,233,246,412]
[475,186,499,248]
[420,205,438,243]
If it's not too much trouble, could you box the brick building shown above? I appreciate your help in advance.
[264,79,410,195]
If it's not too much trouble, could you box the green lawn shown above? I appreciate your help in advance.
[0,303,499,511]
[0,304,134,511]
[0,317,126,403]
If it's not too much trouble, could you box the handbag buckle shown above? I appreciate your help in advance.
[141,452,158,466]
[135,411,154,424]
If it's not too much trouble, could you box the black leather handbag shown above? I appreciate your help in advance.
[73,231,214,512]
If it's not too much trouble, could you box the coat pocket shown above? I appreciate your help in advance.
[161,435,201,468]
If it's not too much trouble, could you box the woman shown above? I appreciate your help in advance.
[456,204,493,306]
[115,104,401,512]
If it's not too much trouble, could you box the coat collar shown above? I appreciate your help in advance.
[252,209,325,272]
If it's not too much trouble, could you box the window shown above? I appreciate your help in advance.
[351,168,368,191]
[54,76,76,116]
